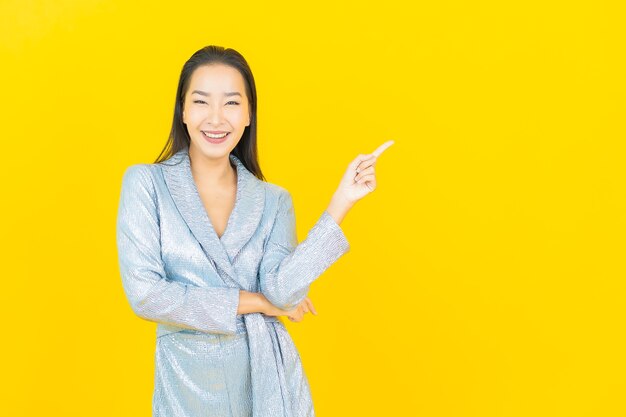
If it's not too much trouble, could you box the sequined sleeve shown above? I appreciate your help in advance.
[259,190,350,310]
[116,165,240,335]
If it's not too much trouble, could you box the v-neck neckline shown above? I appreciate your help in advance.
[160,147,266,278]
[190,154,242,243]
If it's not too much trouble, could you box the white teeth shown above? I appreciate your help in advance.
[203,131,229,139]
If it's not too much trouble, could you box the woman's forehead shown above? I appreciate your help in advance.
[189,64,245,92]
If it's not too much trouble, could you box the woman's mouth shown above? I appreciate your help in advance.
[201,131,230,144]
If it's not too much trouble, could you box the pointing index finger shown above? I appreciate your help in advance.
[372,140,395,158]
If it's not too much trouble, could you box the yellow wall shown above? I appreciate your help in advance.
[1,0,624,415]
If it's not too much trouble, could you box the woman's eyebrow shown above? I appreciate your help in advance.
[191,90,242,97]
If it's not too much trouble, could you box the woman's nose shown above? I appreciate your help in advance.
[208,105,224,123]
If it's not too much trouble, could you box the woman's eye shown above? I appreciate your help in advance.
[193,100,239,105]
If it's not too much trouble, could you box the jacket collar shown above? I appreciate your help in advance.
[160,147,265,285]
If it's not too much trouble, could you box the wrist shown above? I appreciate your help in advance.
[256,292,270,315]
[238,290,270,315]
[326,192,354,225]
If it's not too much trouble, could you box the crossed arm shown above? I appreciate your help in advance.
[116,165,350,335]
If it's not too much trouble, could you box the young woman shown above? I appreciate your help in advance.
[116,45,393,417]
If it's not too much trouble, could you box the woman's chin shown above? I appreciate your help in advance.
[191,138,234,160]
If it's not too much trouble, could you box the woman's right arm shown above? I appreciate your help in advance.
[117,165,242,336]
[241,290,315,323]
[237,290,268,314]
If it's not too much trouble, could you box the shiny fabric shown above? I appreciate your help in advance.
[116,147,350,416]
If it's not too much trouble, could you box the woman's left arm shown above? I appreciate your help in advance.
[258,190,351,311]
[259,141,394,310]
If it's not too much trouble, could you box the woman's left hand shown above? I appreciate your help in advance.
[335,140,394,205]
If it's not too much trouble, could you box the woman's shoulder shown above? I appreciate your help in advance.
[262,180,288,195]
[120,163,161,192]
[121,162,157,179]
[260,180,292,207]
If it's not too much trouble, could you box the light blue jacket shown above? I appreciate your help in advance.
[116,147,350,416]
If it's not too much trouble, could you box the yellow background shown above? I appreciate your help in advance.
[1,1,624,415]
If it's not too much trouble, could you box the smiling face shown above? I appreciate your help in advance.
[182,64,251,161]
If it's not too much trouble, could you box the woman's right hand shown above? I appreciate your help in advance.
[262,295,318,323]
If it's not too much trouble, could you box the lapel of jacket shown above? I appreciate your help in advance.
[160,147,265,284]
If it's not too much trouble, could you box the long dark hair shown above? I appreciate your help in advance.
[154,45,265,181]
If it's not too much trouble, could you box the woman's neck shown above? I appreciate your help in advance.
[188,148,236,187]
